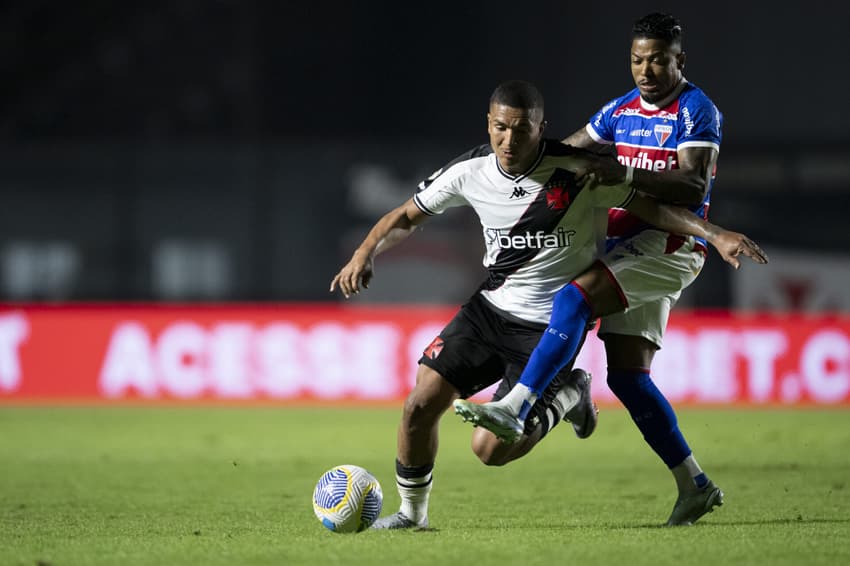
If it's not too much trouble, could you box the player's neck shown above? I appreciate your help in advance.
[639,77,687,110]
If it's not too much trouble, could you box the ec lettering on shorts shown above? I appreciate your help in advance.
[546,327,570,341]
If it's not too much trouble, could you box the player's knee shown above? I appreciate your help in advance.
[550,283,586,326]
[401,392,439,429]
[606,367,651,398]
[402,367,456,424]
[549,285,591,331]
[606,372,625,398]
[470,428,508,466]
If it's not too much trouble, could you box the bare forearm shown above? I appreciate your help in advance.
[629,167,705,205]
[626,195,713,240]
[354,204,419,259]
[374,226,418,255]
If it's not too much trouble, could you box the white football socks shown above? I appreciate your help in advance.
[397,471,432,523]
[672,455,707,493]
[495,383,538,418]
[551,382,581,419]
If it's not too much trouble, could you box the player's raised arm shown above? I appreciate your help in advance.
[330,198,428,298]
[624,194,768,268]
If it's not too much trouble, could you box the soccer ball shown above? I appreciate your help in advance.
[312,464,383,533]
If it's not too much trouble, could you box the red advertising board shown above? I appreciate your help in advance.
[0,304,848,405]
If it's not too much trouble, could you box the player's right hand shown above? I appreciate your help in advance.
[711,230,769,269]
[329,253,375,299]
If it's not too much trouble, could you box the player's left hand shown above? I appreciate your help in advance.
[712,230,769,269]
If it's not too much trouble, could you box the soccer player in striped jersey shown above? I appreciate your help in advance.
[455,13,759,526]
[331,79,764,530]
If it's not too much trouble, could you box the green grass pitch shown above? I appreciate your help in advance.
[2,405,849,565]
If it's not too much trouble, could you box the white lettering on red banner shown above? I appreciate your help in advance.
[2,305,849,405]
[0,312,29,392]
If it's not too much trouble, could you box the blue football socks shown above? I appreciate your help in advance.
[517,283,592,400]
[607,368,692,469]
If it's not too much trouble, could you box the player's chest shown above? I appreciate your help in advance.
[612,113,679,149]
[465,171,590,227]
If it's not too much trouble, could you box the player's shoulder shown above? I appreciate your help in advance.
[679,82,720,112]
[447,143,493,170]
[418,144,492,191]
[602,88,642,114]
[466,143,495,159]
[443,144,493,176]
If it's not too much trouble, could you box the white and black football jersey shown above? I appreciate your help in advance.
[414,140,635,324]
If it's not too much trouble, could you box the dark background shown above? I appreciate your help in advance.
[1,1,847,305]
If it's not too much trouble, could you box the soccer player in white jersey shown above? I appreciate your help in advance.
[331,80,765,530]
[454,13,757,526]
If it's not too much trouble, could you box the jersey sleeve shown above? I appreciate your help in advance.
[585,95,626,144]
[413,146,488,215]
[677,92,722,152]
[413,175,466,215]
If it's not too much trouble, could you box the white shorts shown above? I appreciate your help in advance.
[597,229,705,348]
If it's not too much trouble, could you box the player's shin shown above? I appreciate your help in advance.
[510,283,593,417]
[607,369,692,470]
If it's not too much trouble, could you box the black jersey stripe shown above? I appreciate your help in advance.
[481,166,584,291]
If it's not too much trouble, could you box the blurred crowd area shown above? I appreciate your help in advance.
[1,2,848,310]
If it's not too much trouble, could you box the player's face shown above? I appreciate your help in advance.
[487,104,545,174]
[630,37,685,104]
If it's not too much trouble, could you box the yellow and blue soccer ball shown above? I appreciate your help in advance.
[312,465,383,533]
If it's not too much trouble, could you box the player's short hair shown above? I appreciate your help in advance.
[489,80,544,112]
[632,12,683,48]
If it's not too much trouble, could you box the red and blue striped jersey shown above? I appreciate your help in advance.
[586,79,721,252]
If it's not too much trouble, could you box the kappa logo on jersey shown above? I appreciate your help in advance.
[423,336,444,359]
[510,186,528,199]
[545,186,571,210]
[654,124,673,145]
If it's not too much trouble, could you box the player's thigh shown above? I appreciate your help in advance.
[418,294,511,398]
[601,333,657,369]
[601,230,704,311]
[599,294,674,358]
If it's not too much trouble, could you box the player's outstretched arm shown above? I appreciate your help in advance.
[330,198,427,298]
[625,194,768,269]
